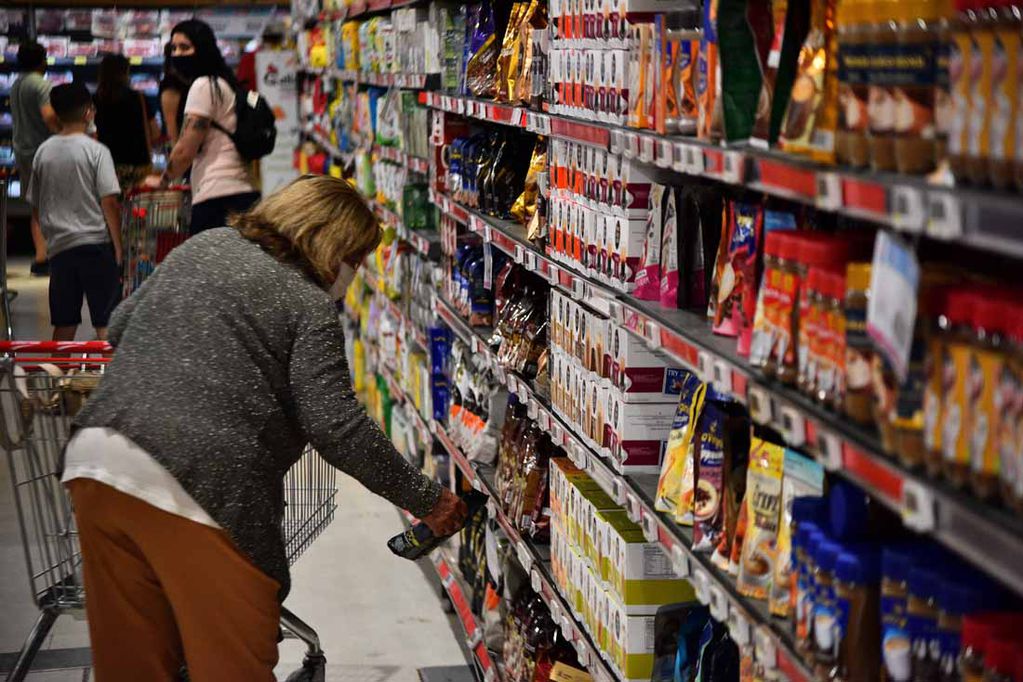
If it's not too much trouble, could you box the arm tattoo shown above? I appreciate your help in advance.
[183,115,211,131]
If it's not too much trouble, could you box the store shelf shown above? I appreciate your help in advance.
[429,294,814,681]
[433,425,617,682]
[317,0,422,21]
[372,144,430,174]
[303,126,353,164]
[431,548,500,682]
[429,191,1023,601]
[312,66,438,90]
[425,92,1023,259]
[0,55,164,67]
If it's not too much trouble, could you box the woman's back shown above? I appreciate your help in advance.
[94,85,151,166]
[183,76,253,204]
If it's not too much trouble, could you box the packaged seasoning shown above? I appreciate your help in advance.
[880,545,914,682]
[511,137,548,226]
[795,526,826,654]
[750,230,793,369]
[935,0,955,167]
[634,183,668,301]
[768,452,825,617]
[833,548,882,682]
[988,0,1021,188]
[948,0,977,181]
[693,395,750,552]
[965,0,998,184]
[698,0,724,140]
[669,29,702,135]
[659,187,682,309]
[760,231,800,378]
[968,294,1009,501]
[892,0,947,175]
[816,269,848,408]
[711,420,751,572]
[837,0,874,167]
[655,372,707,518]
[907,566,941,682]
[844,263,874,425]
[940,289,979,490]
[737,438,785,600]
[1000,303,1023,511]
[711,198,764,357]
[780,0,839,161]
[811,539,843,666]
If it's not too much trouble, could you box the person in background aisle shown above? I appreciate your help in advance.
[28,83,122,342]
[147,19,260,235]
[63,175,467,681]
[235,20,287,92]
[94,54,161,193]
[159,41,188,144]
[11,42,60,276]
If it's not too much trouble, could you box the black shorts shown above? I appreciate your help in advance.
[49,243,121,328]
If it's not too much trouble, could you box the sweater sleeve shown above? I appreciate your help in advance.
[288,301,442,518]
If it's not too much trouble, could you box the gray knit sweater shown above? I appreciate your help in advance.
[75,228,442,598]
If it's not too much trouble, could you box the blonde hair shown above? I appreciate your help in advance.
[229,175,381,286]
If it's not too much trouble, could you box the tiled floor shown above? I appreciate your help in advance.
[0,259,468,680]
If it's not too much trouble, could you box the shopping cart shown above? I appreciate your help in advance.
[121,187,191,298]
[0,341,337,682]
[1,175,14,341]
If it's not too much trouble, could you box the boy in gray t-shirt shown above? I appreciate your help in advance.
[28,83,122,341]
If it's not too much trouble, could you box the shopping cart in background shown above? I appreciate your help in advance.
[121,187,191,298]
[0,341,338,682]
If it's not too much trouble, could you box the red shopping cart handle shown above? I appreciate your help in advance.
[0,341,113,354]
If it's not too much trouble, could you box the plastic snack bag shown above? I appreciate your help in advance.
[692,393,749,552]
[633,183,667,301]
[711,198,763,356]
[768,449,824,616]
[655,371,706,518]
[736,438,785,599]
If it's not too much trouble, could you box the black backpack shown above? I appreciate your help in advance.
[212,86,277,161]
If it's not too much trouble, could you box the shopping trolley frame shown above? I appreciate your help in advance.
[120,185,191,298]
[0,341,337,682]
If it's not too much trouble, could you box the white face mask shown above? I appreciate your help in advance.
[328,263,357,300]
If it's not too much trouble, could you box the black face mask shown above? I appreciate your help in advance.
[170,54,202,81]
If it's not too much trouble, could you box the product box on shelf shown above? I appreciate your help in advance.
[605,598,658,682]
[603,393,677,472]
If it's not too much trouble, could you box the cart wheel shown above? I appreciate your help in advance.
[283,653,326,682]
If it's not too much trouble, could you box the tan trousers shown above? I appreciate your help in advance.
[67,479,281,681]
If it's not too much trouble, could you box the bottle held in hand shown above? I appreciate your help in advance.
[387,490,489,560]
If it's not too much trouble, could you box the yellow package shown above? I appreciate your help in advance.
[512,137,547,225]
[736,438,785,600]
[989,18,1020,187]
[654,371,706,518]
[779,0,838,161]
[941,339,972,484]
[496,2,528,102]
[970,340,1005,498]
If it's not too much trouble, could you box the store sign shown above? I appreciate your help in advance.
[256,50,300,195]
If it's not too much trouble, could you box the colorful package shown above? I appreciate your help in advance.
[767,450,824,616]
[736,438,785,599]
[633,183,668,301]
[718,0,770,142]
[697,0,722,140]
[654,371,706,518]
[692,394,750,552]
[711,199,764,356]
[658,188,681,309]
[679,185,724,311]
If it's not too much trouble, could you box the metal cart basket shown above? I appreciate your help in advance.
[0,341,337,682]
[121,187,191,298]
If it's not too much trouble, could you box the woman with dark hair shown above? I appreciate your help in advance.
[159,41,188,143]
[147,19,259,235]
[94,53,160,192]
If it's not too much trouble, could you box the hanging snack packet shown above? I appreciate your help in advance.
[657,19,681,136]
[658,188,681,309]
[710,417,750,572]
[736,438,785,599]
[697,0,723,140]
[633,183,667,301]
[672,30,702,135]
[654,371,706,518]
[712,198,764,356]
[727,491,748,575]
[511,137,548,225]
[693,394,750,552]
[767,449,824,617]
[465,3,499,98]
[496,2,528,102]
[678,184,724,311]
[718,0,770,142]
[778,0,838,162]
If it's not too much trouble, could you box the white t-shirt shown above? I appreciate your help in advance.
[183,76,254,205]
[62,427,219,528]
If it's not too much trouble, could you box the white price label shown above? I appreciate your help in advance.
[625,493,642,523]
[525,251,539,272]
[722,151,744,183]
[672,142,689,174]
[571,278,586,301]
[547,263,561,285]
[550,600,562,624]
[514,245,525,264]
[671,544,691,578]
[538,410,552,432]
[466,627,483,648]
[561,616,576,642]
[712,359,732,392]
[517,542,534,572]
[573,637,587,664]
[692,569,710,605]
[657,140,673,168]
[552,423,564,443]
[644,321,662,349]
[531,567,543,593]
[816,428,844,471]
[472,474,484,492]
[687,146,705,175]
[901,477,937,532]
[527,398,540,420]
[927,192,964,240]
[708,583,729,622]
[779,404,806,447]
[696,351,713,383]
[641,512,659,543]
[754,627,778,670]
[815,172,843,211]
[609,130,624,155]
[470,336,481,354]
[624,132,639,159]
[640,135,655,163]
[728,610,751,646]
[747,385,773,425]
[891,185,926,233]
[611,477,627,505]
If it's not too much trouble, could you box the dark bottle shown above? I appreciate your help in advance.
[387,490,489,560]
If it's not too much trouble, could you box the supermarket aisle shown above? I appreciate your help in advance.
[0,261,468,680]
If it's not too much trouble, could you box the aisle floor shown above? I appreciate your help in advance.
[0,260,469,680]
